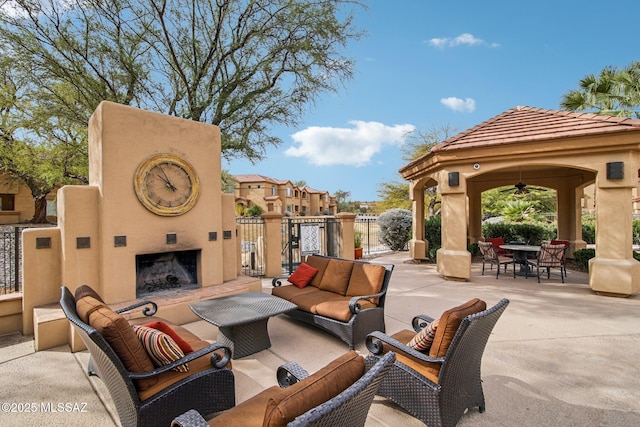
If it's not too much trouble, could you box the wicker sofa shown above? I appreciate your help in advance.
[60,285,235,427]
[172,350,396,427]
[272,255,394,349]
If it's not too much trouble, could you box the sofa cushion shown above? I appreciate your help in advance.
[272,284,318,302]
[142,321,194,354]
[407,319,439,352]
[132,325,189,373]
[318,259,354,295]
[76,295,107,325]
[429,299,486,359]
[289,290,343,314]
[263,351,365,427]
[346,263,387,304]
[88,306,157,391]
[304,256,331,288]
[288,262,319,288]
[314,297,376,323]
[75,284,105,303]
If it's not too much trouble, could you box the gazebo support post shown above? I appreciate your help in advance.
[436,175,471,281]
[409,180,427,260]
[589,185,640,296]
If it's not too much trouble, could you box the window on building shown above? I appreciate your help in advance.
[248,185,252,189]
[271,186,276,195]
[286,187,292,197]
[0,194,15,211]
[294,190,299,197]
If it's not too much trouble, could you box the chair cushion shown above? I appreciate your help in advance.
[207,386,280,427]
[318,259,354,295]
[429,298,487,359]
[142,321,194,354]
[87,305,157,391]
[407,319,439,352]
[263,351,365,427]
[304,256,331,288]
[75,284,105,303]
[132,325,189,373]
[538,244,565,266]
[346,263,386,304]
[137,339,231,401]
[288,262,319,289]
[76,295,107,324]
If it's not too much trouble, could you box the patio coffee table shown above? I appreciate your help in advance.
[189,292,297,358]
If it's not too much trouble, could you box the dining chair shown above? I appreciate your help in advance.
[477,241,514,279]
[528,244,568,283]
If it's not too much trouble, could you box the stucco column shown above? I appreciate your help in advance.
[467,181,482,245]
[589,186,640,296]
[262,212,283,277]
[336,212,356,260]
[437,173,471,280]
[556,179,586,257]
[409,180,427,260]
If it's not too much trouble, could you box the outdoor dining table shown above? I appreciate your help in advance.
[500,244,541,276]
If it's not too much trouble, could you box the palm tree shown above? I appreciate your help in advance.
[561,62,640,118]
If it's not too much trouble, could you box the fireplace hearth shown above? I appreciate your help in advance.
[136,250,200,298]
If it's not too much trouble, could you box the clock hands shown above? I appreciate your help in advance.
[155,165,177,192]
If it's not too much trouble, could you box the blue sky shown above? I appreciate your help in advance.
[225,1,640,201]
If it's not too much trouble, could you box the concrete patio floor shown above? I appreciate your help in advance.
[1,251,640,426]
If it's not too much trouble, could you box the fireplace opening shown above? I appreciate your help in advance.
[136,250,200,298]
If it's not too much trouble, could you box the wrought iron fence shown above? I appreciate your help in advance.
[237,217,265,277]
[235,215,390,278]
[355,216,390,256]
[0,226,23,295]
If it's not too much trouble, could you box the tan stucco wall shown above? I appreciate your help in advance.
[0,174,35,224]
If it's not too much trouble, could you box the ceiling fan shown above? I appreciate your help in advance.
[500,168,547,195]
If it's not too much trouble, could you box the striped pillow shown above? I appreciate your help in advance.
[132,325,189,372]
[407,319,439,352]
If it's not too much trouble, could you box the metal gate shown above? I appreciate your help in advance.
[237,217,266,277]
[281,217,338,274]
[1,226,23,295]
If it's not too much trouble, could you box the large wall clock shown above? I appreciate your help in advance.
[134,153,200,216]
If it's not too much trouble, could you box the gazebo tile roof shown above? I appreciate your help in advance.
[432,106,640,152]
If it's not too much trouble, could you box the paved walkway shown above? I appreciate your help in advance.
[1,252,639,426]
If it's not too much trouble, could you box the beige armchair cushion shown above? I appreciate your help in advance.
[346,263,387,304]
[304,256,331,288]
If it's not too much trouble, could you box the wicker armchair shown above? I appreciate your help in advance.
[478,241,513,278]
[171,351,395,427]
[365,298,509,427]
[59,286,235,427]
[528,243,569,282]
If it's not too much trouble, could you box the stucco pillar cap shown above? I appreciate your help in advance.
[261,212,283,220]
[336,212,357,221]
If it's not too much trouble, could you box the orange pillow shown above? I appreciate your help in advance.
[288,262,319,289]
[143,321,194,353]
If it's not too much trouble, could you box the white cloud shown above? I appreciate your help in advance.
[285,121,415,167]
[426,33,499,49]
[441,97,476,113]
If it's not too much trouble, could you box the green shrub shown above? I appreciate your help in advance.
[428,245,441,260]
[246,205,263,217]
[573,248,595,271]
[482,222,554,245]
[468,242,480,257]
[378,208,412,251]
[582,214,595,244]
[424,215,441,248]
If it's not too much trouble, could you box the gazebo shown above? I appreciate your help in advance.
[401,106,640,296]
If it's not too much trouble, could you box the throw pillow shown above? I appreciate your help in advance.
[143,321,194,354]
[288,262,319,289]
[407,319,439,352]
[132,325,189,372]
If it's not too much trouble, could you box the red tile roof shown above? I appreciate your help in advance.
[432,106,640,153]
[234,174,282,184]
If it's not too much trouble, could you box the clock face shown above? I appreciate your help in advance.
[134,154,200,216]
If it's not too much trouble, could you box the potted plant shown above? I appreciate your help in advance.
[354,230,363,259]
